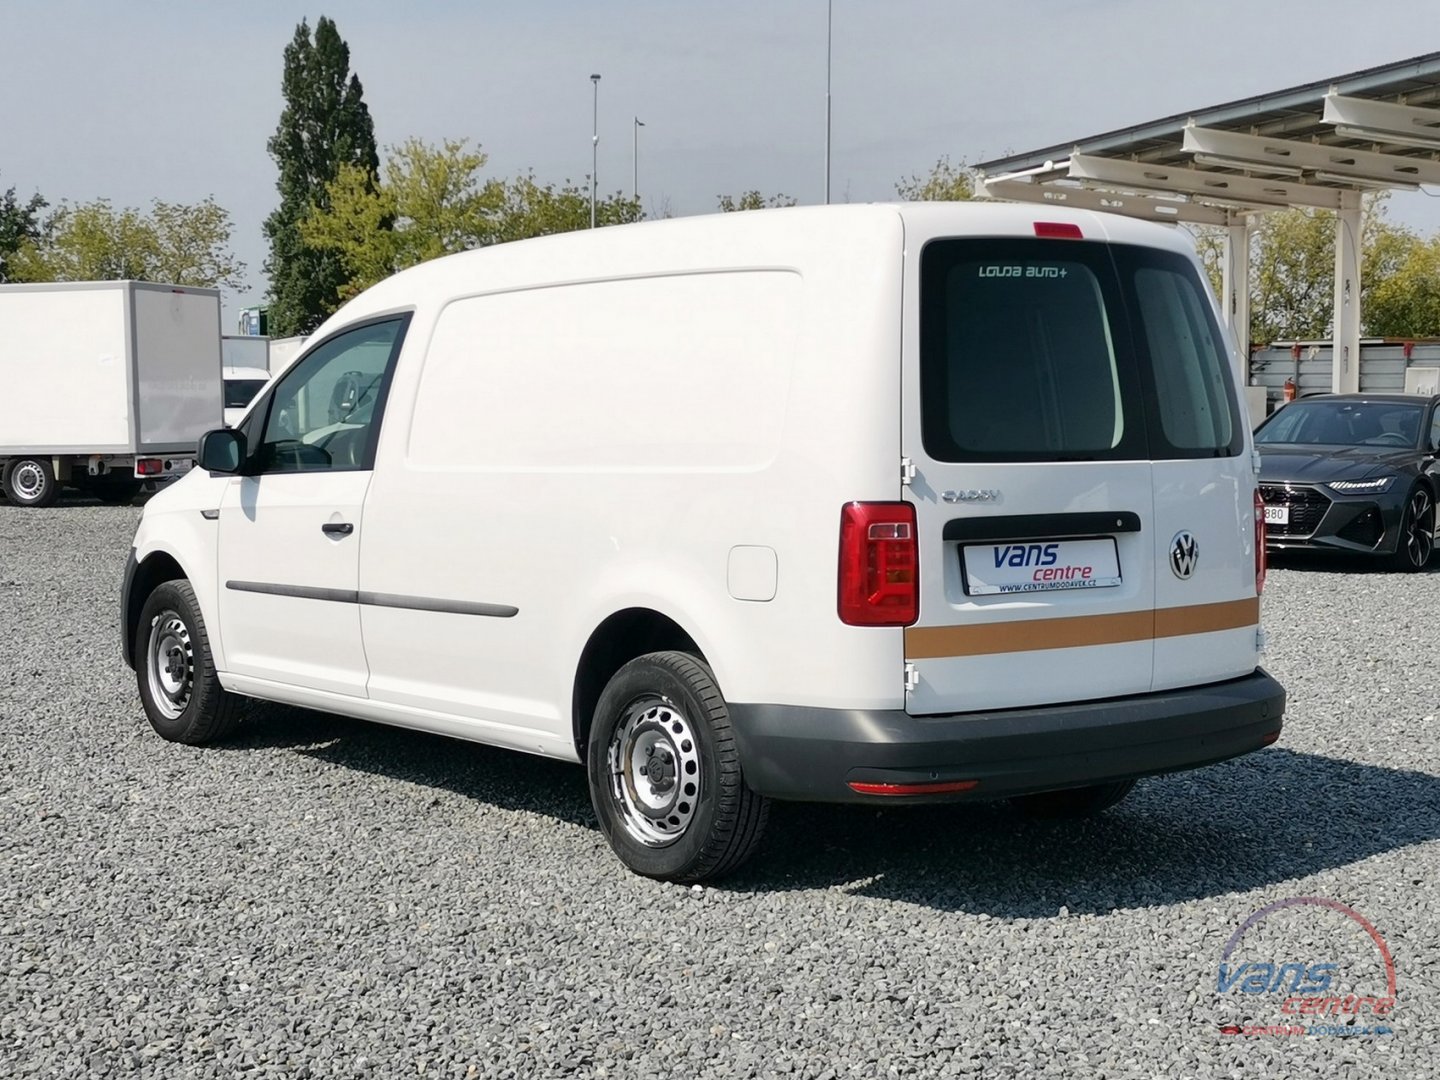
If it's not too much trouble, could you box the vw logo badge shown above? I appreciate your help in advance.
[1170,531,1200,580]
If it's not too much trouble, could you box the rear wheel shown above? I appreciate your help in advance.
[3,458,59,508]
[587,651,769,882]
[1010,779,1135,819]
[1389,485,1435,572]
[135,579,244,744]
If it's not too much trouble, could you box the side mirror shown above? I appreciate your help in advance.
[197,428,244,474]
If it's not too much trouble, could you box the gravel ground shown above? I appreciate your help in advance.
[2,495,1438,1078]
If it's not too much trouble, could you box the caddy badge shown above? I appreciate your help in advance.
[942,489,1001,503]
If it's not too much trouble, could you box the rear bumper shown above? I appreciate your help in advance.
[727,669,1285,803]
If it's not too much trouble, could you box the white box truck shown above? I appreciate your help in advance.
[0,281,223,507]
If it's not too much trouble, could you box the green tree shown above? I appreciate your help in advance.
[302,138,642,298]
[1364,233,1440,337]
[9,197,244,290]
[1246,208,1337,343]
[488,171,641,242]
[895,155,974,201]
[0,178,47,283]
[263,15,379,335]
[717,191,797,212]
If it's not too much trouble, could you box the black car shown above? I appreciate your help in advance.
[1254,393,1440,570]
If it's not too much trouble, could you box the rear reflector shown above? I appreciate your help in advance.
[848,779,979,796]
[1261,729,1281,746]
[1034,221,1083,239]
[1254,488,1267,595]
[135,458,163,476]
[839,501,919,626]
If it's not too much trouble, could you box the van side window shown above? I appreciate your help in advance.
[253,318,408,473]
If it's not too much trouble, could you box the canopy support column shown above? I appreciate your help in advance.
[1222,217,1252,384]
[1332,193,1363,394]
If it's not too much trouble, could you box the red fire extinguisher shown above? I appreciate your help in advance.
[1283,377,1298,402]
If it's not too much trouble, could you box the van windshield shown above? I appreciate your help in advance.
[920,238,1242,462]
[224,379,268,409]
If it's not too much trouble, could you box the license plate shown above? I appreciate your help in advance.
[962,538,1121,595]
[1264,505,1289,525]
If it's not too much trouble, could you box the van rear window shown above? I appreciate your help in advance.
[920,238,1242,462]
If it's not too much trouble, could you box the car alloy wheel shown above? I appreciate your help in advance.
[1402,487,1435,570]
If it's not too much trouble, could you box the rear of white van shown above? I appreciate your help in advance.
[729,205,1284,803]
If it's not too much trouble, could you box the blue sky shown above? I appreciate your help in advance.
[5,1,1440,322]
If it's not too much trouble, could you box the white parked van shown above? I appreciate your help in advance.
[122,204,1285,881]
[222,365,271,428]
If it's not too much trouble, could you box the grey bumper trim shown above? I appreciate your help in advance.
[727,669,1286,803]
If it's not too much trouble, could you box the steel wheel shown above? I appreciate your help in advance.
[606,695,703,847]
[145,609,194,721]
[4,457,58,506]
[10,462,45,501]
[1397,486,1435,570]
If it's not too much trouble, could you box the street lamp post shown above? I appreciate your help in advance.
[590,73,601,228]
[633,116,645,202]
[824,0,832,205]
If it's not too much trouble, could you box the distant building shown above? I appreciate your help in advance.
[238,307,268,336]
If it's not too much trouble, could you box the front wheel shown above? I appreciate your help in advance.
[1010,779,1135,819]
[135,579,244,744]
[587,651,769,882]
[1389,484,1435,572]
[3,457,59,507]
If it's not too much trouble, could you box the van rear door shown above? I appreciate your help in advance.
[901,221,1252,716]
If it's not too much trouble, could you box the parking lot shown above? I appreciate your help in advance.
[2,498,1437,1078]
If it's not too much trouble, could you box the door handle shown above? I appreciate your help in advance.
[322,522,354,537]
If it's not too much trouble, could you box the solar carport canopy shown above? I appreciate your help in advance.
[974,52,1440,392]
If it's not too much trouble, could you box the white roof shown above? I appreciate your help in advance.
[322,202,1194,336]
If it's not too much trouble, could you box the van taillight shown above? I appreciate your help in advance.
[839,502,919,626]
[135,458,163,476]
[1254,488,1267,595]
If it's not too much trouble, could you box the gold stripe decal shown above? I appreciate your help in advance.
[904,597,1259,660]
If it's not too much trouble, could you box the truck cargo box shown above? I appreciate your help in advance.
[0,280,223,455]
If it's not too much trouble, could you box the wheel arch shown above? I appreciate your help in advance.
[571,607,704,759]
[122,549,189,670]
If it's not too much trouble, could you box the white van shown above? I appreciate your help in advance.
[222,365,271,428]
[121,204,1285,881]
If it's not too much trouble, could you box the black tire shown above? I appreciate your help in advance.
[92,480,144,505]
[134,578,244,745]
[1388,484,1435,572]
[1010,779,1136,819]
[3,457,59,508]
[587,651,769,882]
